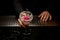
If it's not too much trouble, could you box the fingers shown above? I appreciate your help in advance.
[40,14,44,21]
[18,19,25,28]
[18,19,23,25]
[44,15,49,21]
[40,14,49,22]
[43,15,49,22]
[49,15,52,21]
[18,19,30,28]
[38,11,52,22]
[38,14,41,17]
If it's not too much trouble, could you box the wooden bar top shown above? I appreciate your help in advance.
[0,15,59,27]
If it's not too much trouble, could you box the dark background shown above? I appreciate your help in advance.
[0,0,60,16]
[0,0,16,16]
[0,0,60,40]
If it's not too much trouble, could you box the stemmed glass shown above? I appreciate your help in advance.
[19,10,33,35]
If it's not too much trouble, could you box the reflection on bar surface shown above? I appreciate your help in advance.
[0,15,57,27]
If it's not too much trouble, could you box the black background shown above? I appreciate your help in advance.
[0,0,60,16]
[0,0,60,40]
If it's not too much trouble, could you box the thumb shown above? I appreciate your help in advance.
[38,14,41,18]
[18,19,25,28]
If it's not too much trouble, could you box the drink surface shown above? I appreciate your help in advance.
[19,11,33,22]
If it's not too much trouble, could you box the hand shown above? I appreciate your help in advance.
[18,11,33,28]
[18,19,30,28]
[38,11,52,22]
